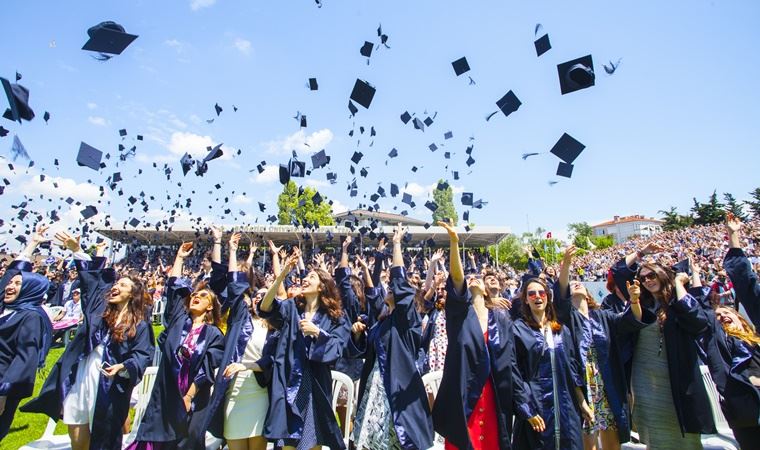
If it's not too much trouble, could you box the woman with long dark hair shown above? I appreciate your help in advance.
[512,276,589,450]
[22,231,153,450]
[0,225,53,442]
[126,241,225,449]
[350,223,433,450]
[433,221,540,450]
[259,246,351,450]
[555,246,644,450]
[626,251,715,449]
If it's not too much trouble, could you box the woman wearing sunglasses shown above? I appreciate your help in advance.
[624,248,715,449]
[127,241,225,450]
[555,246,644,450]
[433,222,539,450]
[23,232,153,450]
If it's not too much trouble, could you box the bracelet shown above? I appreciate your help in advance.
[214,241,222,244]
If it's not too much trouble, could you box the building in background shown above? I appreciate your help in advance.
[591,215,664,244]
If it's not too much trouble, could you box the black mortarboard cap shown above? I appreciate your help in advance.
[496,90,521,117]
[550,133,585,164]
[360,167,368,177]
[289,160,305,178]
[390,183,399,197]
[466,155,475,167]
[556,162,574,178]
[453,171,459,180]
[388,148,398,158]
[557,55,595,95]
[129,217,140,227]
[461,192,473,206]
[348,101,358,116]
[452,57,470,76]
[425,201,438,212]
[444,131,453,140]
[77,142,102,171]
[437,181,449,191]
[402,193,413,205]
[119,128,127,137]
[463,211,470,222]
[82,21,138,55]
[534,34,551,57]
[312,192,323,205]
[279,164,290,185]
[400,111,411,124]
[308,78,318,91]
[180,153,194,175]
[80,205,98,219]
[413,117,425,131]
[351,151,363,164]
[203,143,224,163]
[300,115,307,128]
[671,259,692,276]
[429,143,438,152]
[43,111,50,123]
[311,149,329,169]
[0,126,8,137]
[360,41,373,58]
[350,79,375,109]
[258,202,266,212]
[1,78,34,122]
[424,117,433,127]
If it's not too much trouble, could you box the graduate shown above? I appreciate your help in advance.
[724,212,760,326]
[511,276,588,450]
[201,232,274,450]
[350,223,433,450]
[22,231,153,450]
[127,241,225,449]
[258,246,351,450]
[433,221,539,450]
[554,245,645,450]
[0,225,53,441]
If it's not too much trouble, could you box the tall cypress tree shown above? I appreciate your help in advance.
[432,179,458,225]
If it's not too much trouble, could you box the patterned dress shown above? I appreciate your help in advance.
[579,316,616,434]
[426,310,448,372]
[352,360,402,450]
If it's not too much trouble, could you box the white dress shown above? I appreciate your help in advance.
[223,320,269,440]
[63,344,104,426]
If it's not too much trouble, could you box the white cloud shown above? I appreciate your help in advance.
[250,165,279,184]
[165,131,232,160]
[330,199,348,214]
[169,117,188,129]
[20,175,104,203]
[88,116,108,126]
[189,114,202,125]
[190,0,216,10]
[403,182,465,199]
[233,194,252,204]
[234,38,252,56]
[87,102,98,110]
[264,128,334,156]
[164,39,188,54]
[304,178,329,189]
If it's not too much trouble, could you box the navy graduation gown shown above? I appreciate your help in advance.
[432,278,536,450]
[351,266,433,450]
[511,319,583,450]
[334,267,366,380]
[22,257,153,450]
[134,276,224,447]
[724,248,760,326]
[258,296,350,449]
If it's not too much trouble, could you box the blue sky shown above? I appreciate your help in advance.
[1,0,759,249]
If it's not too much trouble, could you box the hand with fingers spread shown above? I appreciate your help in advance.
[94,241,108,257]
[211,224,224,242]
[430,248,445,264]
[177,242,193,259]
[223,362,247,379]
[392,222,405,244]
[229,232,241,253]
[437,220,458,242]
[283,248,301,272]
[268,240,282,255]
[639,242,665,257]
[54,231,82,253]
[562,245,578,264]
[626,280,641,304]
[31,224,50,245]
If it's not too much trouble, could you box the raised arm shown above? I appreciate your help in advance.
[246,239,258,268]
[171,242,193,278]
[228,232,241,272]
[371,238,387,287]
[423,249,443,292]
[340,236,351,268]
[392,223,404,269]
[355,255,373,289]
[623,241,665,268]
[20,224,50,262]
[723,213,760,325]
[558,245,576,297]
[165,243,193,325]
[210,225,223,264]
[438,221,463,292]
[268,240,282,276]
[260,248,300,313]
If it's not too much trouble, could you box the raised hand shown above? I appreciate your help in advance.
[640,242,665,257]
[342,235,352,250]
[229,232,241,253]
[31,224,50,245]
[626,280,641,303]
[376,237,387,253]
[562,245,578,264]
[177,242,193,259]
[268,240,282,255]
[211,224,224,242]
[54,231,82,253]
[94,241,108,257]
[437,221,458,242]
[283,248,301,271]
[726,212,742,233]
[430,248,444,264]
[355,255,368,269]
[674,272,690,287]
[392,222,405,244]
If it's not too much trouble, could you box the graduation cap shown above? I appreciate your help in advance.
[360,41,374,58]
[351,151,363,164]
[215,103,223,116]
[10,135,29,161]
[80,205,98,219]
[279,164,290,185]
[412,117,425,131]
[311,149,329,169]
[452,57,470,76]
[308,78,318,91]
[119,128,127,137]
[557,55,595,95]
[463,211,470,222]
[82,21,138,55]
[388,148,398,159]
[0,126,8,137]
[203,143,224,163]
[43,111,50,123]
[425,201,438,212]
[461,192,473,206]
[429,143,438,152]
[436,181,449,191]
[453,171,459,180]
[671,259,692,276]
[258,202,266,212]
[76,142,103,171]
[534,34,551,57]
[350,79,376,109]
[128,217,140,228]
[466,155,475,167]
[312,192,323,205]
[402,193,413,206]
[496,90,521,118]
[178,153,194,175]
[444,131,453,140]
[289,159,305,178]
[556,162,574,178]
[549,133,585,164]
[300,115,307,128]
[1,78,34,122]
[400,111,411,124]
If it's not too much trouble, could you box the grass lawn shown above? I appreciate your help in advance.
[3,324,164,449]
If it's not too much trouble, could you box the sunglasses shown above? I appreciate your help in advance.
[527,289,547,299]
[639,272,657,282]
[191,291,211,299]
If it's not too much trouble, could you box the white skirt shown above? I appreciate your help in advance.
[223,369,268,440]
[63,344,104,426]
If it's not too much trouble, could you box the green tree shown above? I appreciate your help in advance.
[691,190,725,225]
[723,192,747,221]
[658,206,693,231]
[590,234,615,250]
[488,234,529,270]
[277,181,335,226]
[431,179,458,225]
[568,222,594,249]
[745,187,760,218]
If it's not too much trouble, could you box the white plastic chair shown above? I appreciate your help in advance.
[330,370,355,447]
[18,417,70,450]
[422,370,444,450]
[699,365,739,450]
[122,366,159,448]
[151,299,165,325]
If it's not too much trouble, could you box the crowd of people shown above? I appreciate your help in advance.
[0,214,758,450]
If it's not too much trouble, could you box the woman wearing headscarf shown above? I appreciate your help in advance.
[0,226,53,441]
